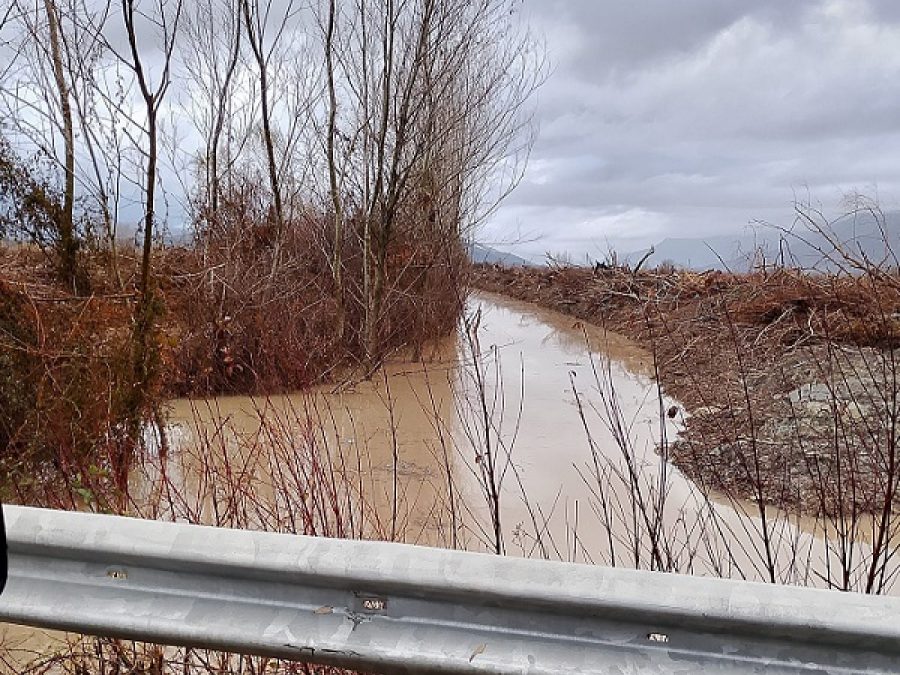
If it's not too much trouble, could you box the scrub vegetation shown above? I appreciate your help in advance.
[0,0,539,669]
[2,0,898,672]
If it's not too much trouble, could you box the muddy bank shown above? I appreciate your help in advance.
[472,263,900,518]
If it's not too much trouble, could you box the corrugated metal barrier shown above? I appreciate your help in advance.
[0,505,898,673]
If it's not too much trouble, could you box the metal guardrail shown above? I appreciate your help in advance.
[0,506,899,674]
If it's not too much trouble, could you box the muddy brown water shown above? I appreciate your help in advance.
[157,292,894,587]
[3,292,896,669]
[154,292,669,553]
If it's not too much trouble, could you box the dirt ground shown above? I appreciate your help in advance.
[472,262,900,517]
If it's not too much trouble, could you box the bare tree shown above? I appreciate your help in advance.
[25,0,127,288]
[42,0,81,290]
[62,0,128,287]
[109,0,183,448]
[324,0,345,337]
[118,0,181,301]
[239,0,299,239]
[320,0,541,359]
[0,0,102,291]
[180,0,243,217]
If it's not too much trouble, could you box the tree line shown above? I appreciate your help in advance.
[0,0,542,448]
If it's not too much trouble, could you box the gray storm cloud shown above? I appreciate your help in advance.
[487,0,900,262]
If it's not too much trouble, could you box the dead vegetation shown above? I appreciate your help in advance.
[473,217,900,526]
[0,219,466,497]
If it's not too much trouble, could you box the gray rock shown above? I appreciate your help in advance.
[788,382,833,404]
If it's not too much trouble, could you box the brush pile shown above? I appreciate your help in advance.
[474,261,900,516]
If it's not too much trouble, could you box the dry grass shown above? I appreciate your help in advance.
[473,260,900,519]
[0,221,469,672]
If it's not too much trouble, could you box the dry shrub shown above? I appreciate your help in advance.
[164,189,466,396]
[370,215,468,358]
[477,262,900,351]
[0,272,137,504]
[0,279,38,454]
[729,269,900,348]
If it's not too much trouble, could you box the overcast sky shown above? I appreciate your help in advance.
[484,0,900,262]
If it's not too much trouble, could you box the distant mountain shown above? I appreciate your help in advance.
[629,235,760,271]
[628,211,900,272]
[469,242,533,266]
[777,211,900,271]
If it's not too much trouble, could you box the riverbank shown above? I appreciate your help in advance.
[472,262,900,519]
[0,240,465,506]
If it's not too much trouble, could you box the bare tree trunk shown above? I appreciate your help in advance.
[208,0,241,216]
[119,0,182,450]
[140,113,157,302]
[362,0,394,360]
[241,0,284,237]
[325,0,344,338]
[44,0,82,293]
[123,0,159,304]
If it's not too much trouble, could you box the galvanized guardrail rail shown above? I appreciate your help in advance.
[0,505,898,673]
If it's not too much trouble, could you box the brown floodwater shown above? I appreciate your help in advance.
[5,293,895,671]
[155,291,896,590]
[153,292,669,551]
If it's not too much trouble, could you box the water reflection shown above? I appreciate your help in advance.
[150,291,897,592]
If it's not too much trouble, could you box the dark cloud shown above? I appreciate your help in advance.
[528,0,817,73]
[492,0,900,260]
